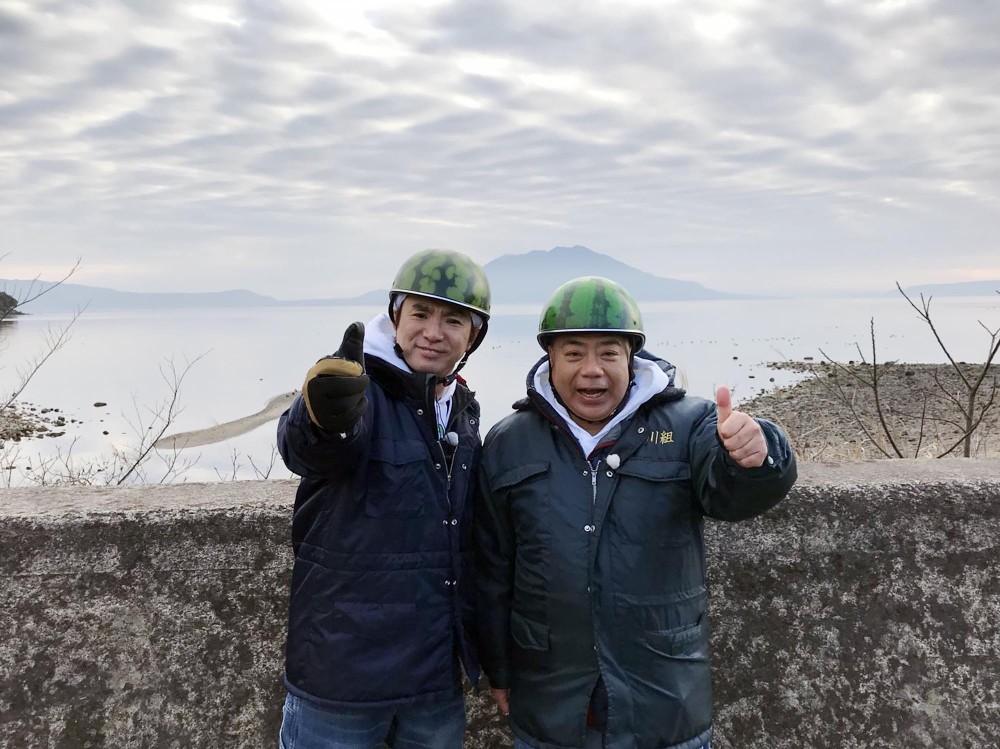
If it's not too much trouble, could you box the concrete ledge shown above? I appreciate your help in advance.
[3,461,999,747]
[1,481,293,749]
[707,460,1000,747]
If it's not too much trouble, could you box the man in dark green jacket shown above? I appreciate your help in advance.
[475,276,797,749]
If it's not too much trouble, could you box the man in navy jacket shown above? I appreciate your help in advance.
[277,249,491,749]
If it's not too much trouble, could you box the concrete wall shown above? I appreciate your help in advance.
[2,461,999,748]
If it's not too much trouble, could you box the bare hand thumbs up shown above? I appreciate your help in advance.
[716,384,767,468]
[715,385,733,432]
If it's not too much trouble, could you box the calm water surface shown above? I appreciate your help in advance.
[3,295,998,484]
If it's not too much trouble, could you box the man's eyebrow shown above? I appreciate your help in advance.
[560,336,626,347]
[409,300,470,319]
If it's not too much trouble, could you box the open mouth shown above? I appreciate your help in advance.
[577,388,606,402]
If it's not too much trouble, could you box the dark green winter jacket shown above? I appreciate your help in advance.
[475,354,796,749]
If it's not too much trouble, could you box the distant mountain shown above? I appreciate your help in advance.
[290,245,733,306]
[0,279,281,313]
[901,280,1000,297]
[289,289,389,306]
[483,245,732,303]
[1,246,735,313]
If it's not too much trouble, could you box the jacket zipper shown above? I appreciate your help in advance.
[588,458,600,510]
[427,381,469,515]
[439,397,475,513]
[438,440,454,513]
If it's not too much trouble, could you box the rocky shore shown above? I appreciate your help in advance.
[0,402,71,444]
[743,361,1000,460]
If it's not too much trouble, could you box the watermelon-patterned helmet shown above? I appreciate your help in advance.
[391,249,491,319]
[537,276,645,350]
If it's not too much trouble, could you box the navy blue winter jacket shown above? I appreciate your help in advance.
[278,354,481,707]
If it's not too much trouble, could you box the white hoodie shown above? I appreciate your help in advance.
[532,355,672,458]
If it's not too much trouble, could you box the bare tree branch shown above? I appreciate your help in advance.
[0,259,82,323]
[800,358,897,459]
[248,446,280,480]
[799,283,999,460]
[866,319,905,458]
[936,386,998,458]
[896,282,970,389]
[913,397,928,458]
[2,307,86,409]
[115,353,208,485]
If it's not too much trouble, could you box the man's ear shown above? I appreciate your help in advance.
[466,326,482,351]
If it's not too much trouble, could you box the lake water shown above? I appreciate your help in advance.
[3,295,999,484]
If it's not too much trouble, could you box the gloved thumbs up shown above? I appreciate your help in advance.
[303,322,370,431]
[334,321,365,370]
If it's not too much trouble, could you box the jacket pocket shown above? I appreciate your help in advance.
[491,462,549,491]
[491,462,550,532]
[327,600,419,642]
[644,617,706,657]
[614,588,707,638]
[617,458,691,482]
[365,439,432,517]
[612,458,695,547]
[496,463,553,620]
[510,609,550,652]
[630,616,713,745]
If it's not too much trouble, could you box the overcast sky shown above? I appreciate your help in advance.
[2,0,998,298]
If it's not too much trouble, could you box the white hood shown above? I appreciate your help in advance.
[363,312,411,372]
[533,355,671,459]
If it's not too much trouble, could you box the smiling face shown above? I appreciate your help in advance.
[547,333,632,434]
[393,295,478,379]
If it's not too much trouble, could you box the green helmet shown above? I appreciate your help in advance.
[537,276,645,350]
[390,249,491,319]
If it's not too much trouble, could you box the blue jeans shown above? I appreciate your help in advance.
[279,691,466,749]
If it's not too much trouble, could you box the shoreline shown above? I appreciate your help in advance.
[0,401,70,444]
[152,391,297,450]
[1,393,298,451]
[743,361,1000,460]
[5,362,1000,460]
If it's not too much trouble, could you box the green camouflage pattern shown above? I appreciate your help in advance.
[391,249,491,318]
[537,276,645,349]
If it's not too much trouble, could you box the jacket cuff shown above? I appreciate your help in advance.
[484,668,510,690]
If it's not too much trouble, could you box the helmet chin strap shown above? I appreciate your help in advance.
[438,351,470,385]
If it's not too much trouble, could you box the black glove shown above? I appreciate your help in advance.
[302,322,370,432]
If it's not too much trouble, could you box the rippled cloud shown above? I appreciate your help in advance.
[2,0,998,295]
